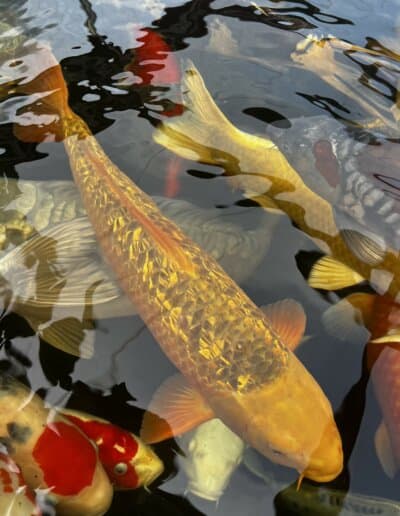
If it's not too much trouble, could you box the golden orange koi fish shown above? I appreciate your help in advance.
[152,61,400,303]
[12,44,342,482]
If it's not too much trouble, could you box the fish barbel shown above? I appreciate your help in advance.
[12,43,342,482]
[152,61,400,301]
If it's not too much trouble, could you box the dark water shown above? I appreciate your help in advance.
[1,0,400,514]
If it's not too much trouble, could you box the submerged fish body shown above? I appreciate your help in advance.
[0,446,41,516]
[60,409,163,490]
[177,418,245,501]
[268,115,400,252]
[152,61,400,301]
[244,447,400,516]
[324,292,400,479]
[11,44,342,482]
[0,376,113,515]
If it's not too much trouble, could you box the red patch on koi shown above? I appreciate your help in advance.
[165,156,183,198]
[126,29,180,86]
[66,415,139,489]
[313,139,340,187]
[32,422,96,496]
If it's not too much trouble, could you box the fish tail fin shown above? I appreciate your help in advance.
[13,47,72,143]
[153,60,240,166]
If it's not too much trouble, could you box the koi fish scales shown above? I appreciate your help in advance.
[64,121,290,395]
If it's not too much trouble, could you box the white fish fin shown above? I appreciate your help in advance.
[4,217,126,310]
[309,256,364,290]
[140,373,214,444]
[27,316,95,358]
[322,293,374,341]
[260,299,306,352]
[375,420,398,478]
[341,229,386,266]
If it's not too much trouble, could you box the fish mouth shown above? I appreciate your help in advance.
[134,449,164,487]
[187,482,222,502]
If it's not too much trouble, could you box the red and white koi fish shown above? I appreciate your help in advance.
[0,376,113,515]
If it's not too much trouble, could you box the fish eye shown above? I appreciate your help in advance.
[114,462,128,476]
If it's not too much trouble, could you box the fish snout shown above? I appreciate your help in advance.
[134,446,164,487]
[302,421,343,482]
[187,478,223,502]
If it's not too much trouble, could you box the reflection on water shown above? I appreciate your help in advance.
[1,0,400,514]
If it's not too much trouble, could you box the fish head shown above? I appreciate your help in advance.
[99,427,164,490]
[215,354,343,482]
[179,419,245,501]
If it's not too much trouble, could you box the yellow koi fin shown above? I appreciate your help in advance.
[371,333,400,344]
[27,316,95,359]
[309,256,364,290]
[341,229,386,266]
[322,293,375,342]
[140,374,214,444]
[374,420,398,478]
[260,299,306,352]
[153,60,275,179]
[153,60,235,160]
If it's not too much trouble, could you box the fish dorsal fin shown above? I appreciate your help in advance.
[140,374,214,444]
[375,420,398,478]
[260,299,306,352]
[27,316,95,359]
[322,293,375,341]
[341,229,386,266]
[308,256,364,290]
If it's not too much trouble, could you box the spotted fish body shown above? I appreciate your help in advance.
[153,63,400,301]
[0,376,113,516]
[269,115,400,252]
[0,447,41,516]
[12,46,342,481]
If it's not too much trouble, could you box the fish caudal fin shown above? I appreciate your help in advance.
[12,46,72,143]
[153,60,240,166]
[140,373,214,444]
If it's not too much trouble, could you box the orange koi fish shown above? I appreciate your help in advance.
[0,375,112,515]
[0,447,41,516]
[60,409,163,490]
[12,44,342,483]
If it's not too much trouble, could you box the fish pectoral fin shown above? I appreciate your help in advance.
[260,299,306,352]
[341,229,386,266]
[374,420,398,478]
[140,373,214,444]
[371,333,400,344]
[27,316,95,359]
[308,256,364,290]
[322,293,375,342]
